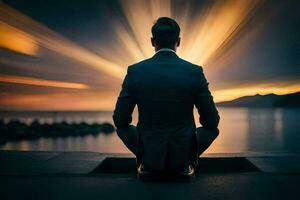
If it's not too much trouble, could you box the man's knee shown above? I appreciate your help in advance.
[116,127,126,140]
[116,125,137,138]
[196,127,219,143]
[212,128,219,139]
[116,125,138,155]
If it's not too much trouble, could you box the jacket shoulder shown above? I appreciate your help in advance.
[177,57,204,73]
[128,58,152,70]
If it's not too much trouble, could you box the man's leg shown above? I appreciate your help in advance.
[196,127,219,156]
[116,125,138,155]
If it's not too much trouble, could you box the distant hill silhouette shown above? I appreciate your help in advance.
[216,92,300,107]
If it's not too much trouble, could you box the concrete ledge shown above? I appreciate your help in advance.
[0,151,299,200]
[0,150,299,175]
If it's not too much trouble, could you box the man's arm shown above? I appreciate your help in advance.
[113,67,136,128]
[194,67,220,129]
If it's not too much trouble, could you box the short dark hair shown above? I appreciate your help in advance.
[151,17,180,48]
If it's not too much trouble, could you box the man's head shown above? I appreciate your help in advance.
[151,17,181,51]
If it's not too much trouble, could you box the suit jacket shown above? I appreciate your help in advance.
[113,50,220,171]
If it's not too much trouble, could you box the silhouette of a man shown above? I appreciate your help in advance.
[113,17,219,178]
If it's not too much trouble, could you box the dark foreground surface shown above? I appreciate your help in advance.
[0,151,299,200]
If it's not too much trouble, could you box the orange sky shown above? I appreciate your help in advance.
[0,0,299,110]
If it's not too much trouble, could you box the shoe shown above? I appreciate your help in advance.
[137,164,195,181]
[176,165,195,180]
[137,164,154,180]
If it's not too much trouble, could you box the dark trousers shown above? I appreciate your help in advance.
[116,125,219,157]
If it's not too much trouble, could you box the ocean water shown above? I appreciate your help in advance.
[0,108,299,154]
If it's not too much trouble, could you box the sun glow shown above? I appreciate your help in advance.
[116,0,263,66]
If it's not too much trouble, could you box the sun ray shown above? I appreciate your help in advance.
[0,74,89,89]
[0,22,39,55]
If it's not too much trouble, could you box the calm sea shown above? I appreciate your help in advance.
[0,108,299,154]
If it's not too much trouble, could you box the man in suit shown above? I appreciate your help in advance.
[113,17,219,178]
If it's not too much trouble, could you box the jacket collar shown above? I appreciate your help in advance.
[153,48,178,58]
[155,48,176,54]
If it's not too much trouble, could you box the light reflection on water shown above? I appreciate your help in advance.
[0,108,299,154]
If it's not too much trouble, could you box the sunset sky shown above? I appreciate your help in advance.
[0,0,299,110]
